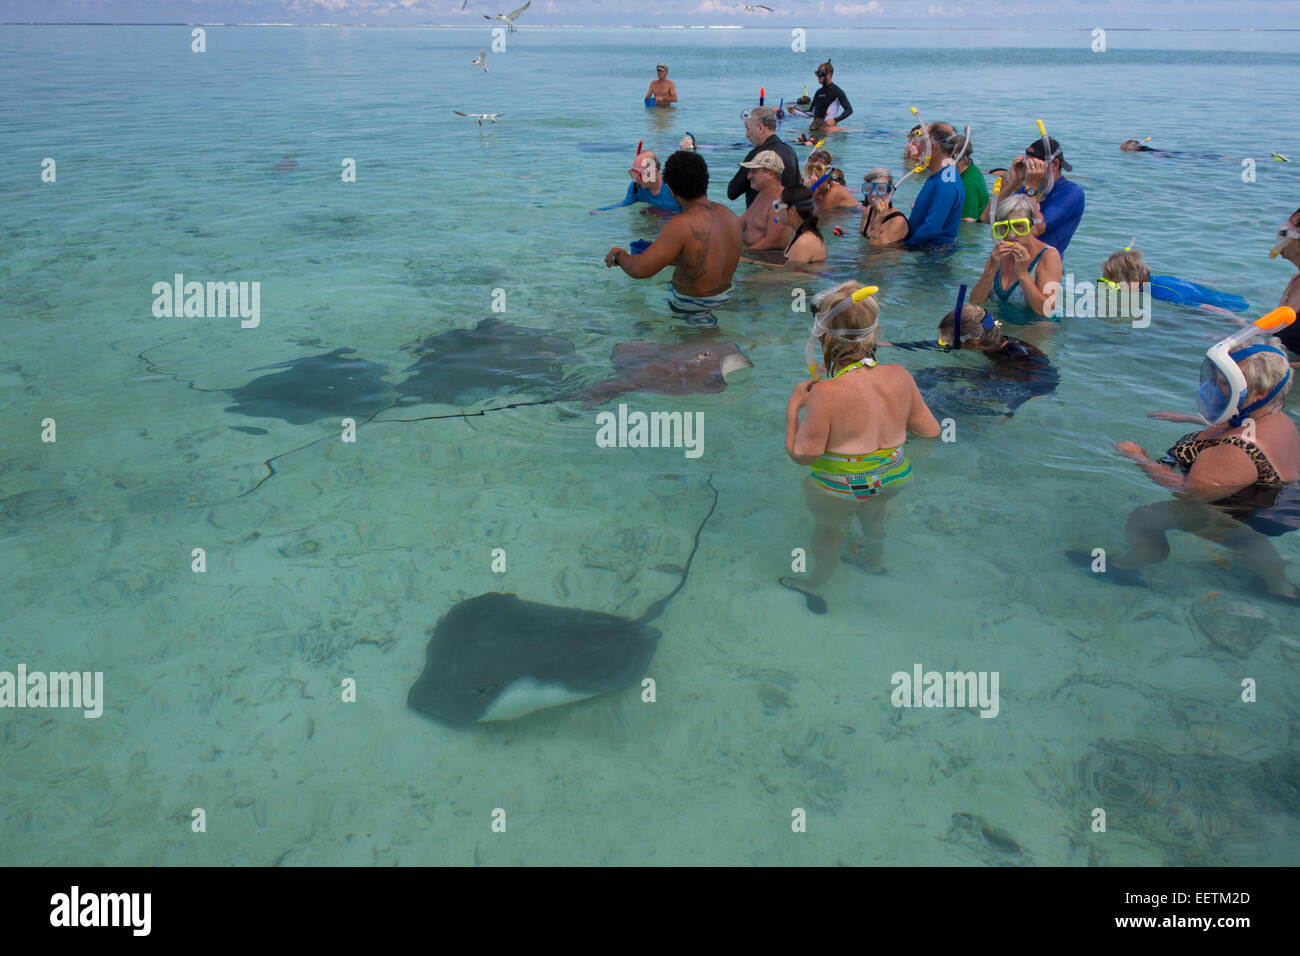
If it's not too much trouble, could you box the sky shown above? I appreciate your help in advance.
[0,0,1292,29]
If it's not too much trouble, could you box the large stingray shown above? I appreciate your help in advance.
[394,317,578,406]
[408,477,718,726]
[574,341,753,407]
[913,363,1059,420]
[223,347,393,425]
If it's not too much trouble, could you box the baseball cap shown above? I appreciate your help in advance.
[656,63,668,70]
[1025,137,1072,172]
[738,150,784,174]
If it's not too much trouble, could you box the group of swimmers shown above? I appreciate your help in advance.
[599,60,1300,612]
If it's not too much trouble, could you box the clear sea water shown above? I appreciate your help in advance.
[2,25,1297,866]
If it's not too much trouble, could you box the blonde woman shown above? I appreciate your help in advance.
[782,282,941,611]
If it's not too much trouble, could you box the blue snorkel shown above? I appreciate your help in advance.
[951,284,968,345]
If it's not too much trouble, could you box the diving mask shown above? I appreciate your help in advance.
[805,285,880,379]
[1196,307,1296,425]
[1270,220,1300,258]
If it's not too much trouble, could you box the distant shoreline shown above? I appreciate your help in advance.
[2,23,1297,31]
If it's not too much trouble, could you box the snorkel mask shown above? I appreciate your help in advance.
[1270,219,1300,258]
[805,285,880,379]
[893,107,931,195]
[1196,307,1296,426]
[937,285,997,348]
[1027,119,1057,197]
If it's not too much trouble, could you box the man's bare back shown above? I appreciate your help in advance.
[668,200,741,296]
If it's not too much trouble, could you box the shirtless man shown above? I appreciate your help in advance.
[737,151,790,251]
[645,63,677,106]
[604,151,740,304]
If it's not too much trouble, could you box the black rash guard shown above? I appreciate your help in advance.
[811,82,853,124]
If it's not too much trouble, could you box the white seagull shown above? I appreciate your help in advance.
[733,3,774,10]
[453,111,506,126]
[470,48,489,72]
[485,1,531,32]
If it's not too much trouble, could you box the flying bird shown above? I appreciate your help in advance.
[485,1,531,32]
[733,3,774,11]
[454,111,506,126]
[461,1,470,9]
[470,48,488,71]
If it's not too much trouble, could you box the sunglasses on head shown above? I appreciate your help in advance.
[992,218,1033,239]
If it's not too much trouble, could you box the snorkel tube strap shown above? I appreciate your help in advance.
[806,285,881,380]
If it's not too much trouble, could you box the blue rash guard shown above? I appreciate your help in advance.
[904,170,964,247]
[598,182,683,213]
[1033,176,1084,256]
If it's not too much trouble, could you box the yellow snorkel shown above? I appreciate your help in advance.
[892,107,930,195]
[806,285,880,380]
[989,175,1002,243]
[1034,118,1057,195]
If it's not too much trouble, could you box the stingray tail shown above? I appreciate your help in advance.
[570,377,635,408]
[632,475,718,627]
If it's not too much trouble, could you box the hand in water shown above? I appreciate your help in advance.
[1115,441,1149,461]
[604,247,627,268]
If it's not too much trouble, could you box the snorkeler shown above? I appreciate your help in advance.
[807,59,852,136]
[803,150,858,211]
[945,131,989,221]
[970,193,1062,325]
[1101,246,1248,316]
[858,168,910,245]
[780,283,941,612]
[1071,309,1300,600]
[992,133,1085,256]
[933,299,1060,418]
[603,150,741,327]
[741,184,826,266]
[903,124,965,248]
[645,63,677,107]
[594,148,684,214]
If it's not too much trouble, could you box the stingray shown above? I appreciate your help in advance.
[394,317,578,407]
[913,363,1058,420]
[408,477,718,726]
[574,341,753,407]
[223,347,394,425]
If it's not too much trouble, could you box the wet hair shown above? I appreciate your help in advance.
[929,122,956,156]
[806,149,833,168]
[1120,139,1141,151]
[827,168,846,186]
[996,192,1037,223]
[1235,337,1293,413]
[938,304,1001,349]
[817,280,880,372]
[748,106,778,130]
[1101,249,1150,285]
[863,167,893,188]
[946,133,971,158]
[817,60,833,77]
[663,150,708,200]
[781,185,822,245]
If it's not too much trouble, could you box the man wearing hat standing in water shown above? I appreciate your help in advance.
[736,151,792,251]
[645,64,677,106]
[993,135,1085,256]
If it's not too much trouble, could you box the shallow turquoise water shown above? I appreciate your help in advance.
[1,25,1298,865]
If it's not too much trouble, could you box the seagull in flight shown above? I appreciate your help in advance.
[733,3,774,10]
[485,1,531,32]
[470,48,489,72]
[453,111,506,126]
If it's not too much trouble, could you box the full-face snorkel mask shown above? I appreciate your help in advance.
[805,285,881,380]
[1197,307,1296,426]
[1270,219,1300,258]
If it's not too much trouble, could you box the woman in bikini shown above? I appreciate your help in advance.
[781,282,941,612]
